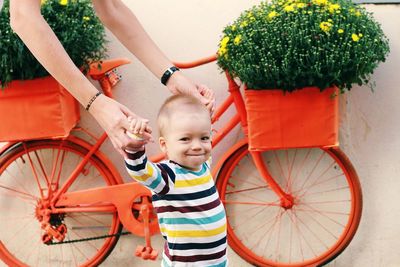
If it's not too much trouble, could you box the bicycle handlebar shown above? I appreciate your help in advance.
[173,54,217,69]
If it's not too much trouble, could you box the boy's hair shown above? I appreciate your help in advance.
[157,94,209,136]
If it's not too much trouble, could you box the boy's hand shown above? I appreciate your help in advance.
[125,116,153,151]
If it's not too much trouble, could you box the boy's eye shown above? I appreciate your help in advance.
[201,136,210,141]
[179,137,190,141]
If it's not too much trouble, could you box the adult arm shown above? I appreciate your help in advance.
[9,0,147,156]
[92,0,215,111]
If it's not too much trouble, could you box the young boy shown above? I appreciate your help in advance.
[124,94,228,267]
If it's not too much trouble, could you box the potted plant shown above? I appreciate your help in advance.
[0,0,107,142]
[217,0,390,150]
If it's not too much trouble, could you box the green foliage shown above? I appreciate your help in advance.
[0,0,107,87]
[217,0,390,92]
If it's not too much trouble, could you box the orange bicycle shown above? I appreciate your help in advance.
[0,55,362,267]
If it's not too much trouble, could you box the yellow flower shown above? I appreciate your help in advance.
[352,33,360,42]
[320,21,333,33]
[355,11,361,16]
[41,0,47,5]
[313,0,328,6]
[218,47,227,56]
[59,0,68,5]
[297,3,306,8]
[221,36,230,47]
[231,25,236,31]
[268,11,278,19]
[284,4,295,12]
[218,35,232,57]
[234,35,242,45]
[358,33,363,37]
[240,21,248,28]
[328,4,340,13]
[338,29,344,34]
[83,16,90,21]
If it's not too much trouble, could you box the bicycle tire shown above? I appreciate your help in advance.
[0,140,123,267]
[216,144,362,267]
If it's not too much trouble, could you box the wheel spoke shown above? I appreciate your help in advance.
[296,158,336,198]
[33,150,50,188]
[286,149,298,193]
[22,143,46,199]
[224,199,281,207]
[0,183,38,202]
[298,150,325,192]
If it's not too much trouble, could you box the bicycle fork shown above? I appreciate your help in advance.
[250,151,294,209]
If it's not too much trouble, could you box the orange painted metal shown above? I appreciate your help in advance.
[174,54,217,69]
[55,182,160,238]
[245,86,339,151]
[0,77,80,142]
[88,58,131,78]
[250,151,293,205]
[67,134,125,184]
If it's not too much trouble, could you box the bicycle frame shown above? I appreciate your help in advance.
[0,55,295,262]
[0,53,364,267]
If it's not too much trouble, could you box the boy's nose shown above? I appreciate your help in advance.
[191,140,202,150]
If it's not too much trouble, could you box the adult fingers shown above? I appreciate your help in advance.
[197,84,216,113]
[145,124,153,134]
[120,105,137,131]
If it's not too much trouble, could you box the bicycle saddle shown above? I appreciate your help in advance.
[88,58,131,79]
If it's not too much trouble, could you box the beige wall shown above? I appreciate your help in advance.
[4,1,394,266]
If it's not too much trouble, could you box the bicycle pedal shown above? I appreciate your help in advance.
[42,234,53,245]
[134,245,145,257]
[149,249,158,260]
[134,245,157,260]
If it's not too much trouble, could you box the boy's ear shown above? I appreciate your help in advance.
[159,137,167,153]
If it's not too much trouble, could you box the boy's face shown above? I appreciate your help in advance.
[159,111,212,171]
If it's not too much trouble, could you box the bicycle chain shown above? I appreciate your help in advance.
[47,231,131,245]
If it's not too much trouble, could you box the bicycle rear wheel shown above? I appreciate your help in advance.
[216,145,362,267]
[0,140,122,267]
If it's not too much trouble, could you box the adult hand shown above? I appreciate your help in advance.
[197,84,216,114]
[166,71,216,113]
[88,94,152,156]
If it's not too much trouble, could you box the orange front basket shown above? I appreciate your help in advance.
[0,77,80,142]
[244,86,339,151]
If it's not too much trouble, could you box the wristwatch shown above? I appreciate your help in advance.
[161,66,180,85]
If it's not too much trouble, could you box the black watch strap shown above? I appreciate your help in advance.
[161,66,180,85]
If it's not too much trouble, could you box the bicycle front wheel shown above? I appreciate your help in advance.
[0,140,122,267]
[216,145,362,267]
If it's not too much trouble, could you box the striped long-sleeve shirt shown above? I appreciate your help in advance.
[125,150,228,267]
